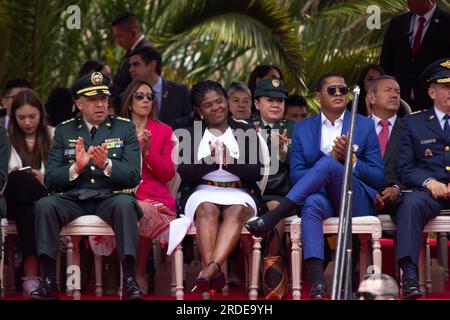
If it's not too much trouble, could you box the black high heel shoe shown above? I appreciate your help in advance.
[192,261,225,292]
[244,218,271,238]
[209,262,225,291]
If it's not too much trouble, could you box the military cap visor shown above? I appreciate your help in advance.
[72,72,111,97]
[420,59,450,85]
[254,78,288,99]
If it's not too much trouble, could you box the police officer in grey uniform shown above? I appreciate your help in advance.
[30,72,144,300]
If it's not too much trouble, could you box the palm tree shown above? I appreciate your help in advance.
[0,0,304,99]
[1,0,450,113]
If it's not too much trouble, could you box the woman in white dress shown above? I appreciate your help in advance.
[168,80,266,292]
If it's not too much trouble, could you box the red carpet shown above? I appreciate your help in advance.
[3,239,450,300]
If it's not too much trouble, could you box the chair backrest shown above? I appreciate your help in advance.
[400,98,412,115]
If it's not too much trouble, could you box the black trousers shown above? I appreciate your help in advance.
[5,171,48,257]
[34,193,142,261]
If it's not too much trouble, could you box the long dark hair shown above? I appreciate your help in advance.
[8,89,52,168]
[121,79,158,120]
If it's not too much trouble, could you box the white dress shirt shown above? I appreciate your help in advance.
[371,113,397,138]
[152,76,163,114]
[409,3,436,46]
[434,106,450,130]
[320,112,345,156]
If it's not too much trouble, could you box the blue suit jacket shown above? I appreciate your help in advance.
[396,108,450,188]
[290,110,384,201]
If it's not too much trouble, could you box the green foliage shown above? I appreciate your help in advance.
[1,0,450,114]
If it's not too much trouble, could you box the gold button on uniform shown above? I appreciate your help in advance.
[113,153,117,157]
[90,166,95,171]
[90,178,95,184]
[446,166,450,171]
[445,146,450,152]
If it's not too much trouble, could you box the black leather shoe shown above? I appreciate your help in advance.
[244,218,271,238]
[122,276,144,300]
[401,276,422,300]
[310,281,326,299]
[29,277,59,300]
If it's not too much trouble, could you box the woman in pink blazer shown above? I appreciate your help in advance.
[121,79,176,295]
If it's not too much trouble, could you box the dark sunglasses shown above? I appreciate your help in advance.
[326,86,349,96]
[133,92,154,101]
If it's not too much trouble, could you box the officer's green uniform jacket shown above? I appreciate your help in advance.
[45,115,141,193]
[249,115,295,197]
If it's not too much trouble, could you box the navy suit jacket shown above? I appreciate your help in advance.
[380,6,450,111]
[290,110,384,203]
[396,108,450,188]
[113,37,153,95]
[158,79,192,127]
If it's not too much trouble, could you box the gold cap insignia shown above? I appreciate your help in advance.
[91,72,103,85]
[272,79,280,87]
[440,60,450,69]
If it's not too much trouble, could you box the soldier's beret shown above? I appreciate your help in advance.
[71,71,111,98]
[254,78,288,99]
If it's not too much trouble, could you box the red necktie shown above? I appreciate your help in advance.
[378,119,390,158]
[411,16,426,55]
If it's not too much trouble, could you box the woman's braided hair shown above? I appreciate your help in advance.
[190,80,227,121]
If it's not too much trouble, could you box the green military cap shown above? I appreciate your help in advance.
[254,78,288,99]
[71,71,111,98]
[420,58,450,86]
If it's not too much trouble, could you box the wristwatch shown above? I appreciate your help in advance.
[101,159,110,171]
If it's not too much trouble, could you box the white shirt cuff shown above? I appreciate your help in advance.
[103,158,112,177]
[69,164,79,181]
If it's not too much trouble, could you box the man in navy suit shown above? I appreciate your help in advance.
[128,46,191,127]
[246,73,384,298]
[380,0,450,111]
[112,11,153,95]
[395,58,450,300]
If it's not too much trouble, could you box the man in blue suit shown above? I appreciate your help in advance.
[246,72,384,298]
[395,58,450,300]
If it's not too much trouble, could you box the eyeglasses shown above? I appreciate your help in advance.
[133,92,154,101]
[326,86,349,96]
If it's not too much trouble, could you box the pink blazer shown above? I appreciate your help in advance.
[135,118,176,211]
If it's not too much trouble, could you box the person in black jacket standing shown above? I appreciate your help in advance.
[380,0,450,111]
[112,11,153,95]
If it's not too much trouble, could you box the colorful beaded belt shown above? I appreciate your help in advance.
[201,179,242,188]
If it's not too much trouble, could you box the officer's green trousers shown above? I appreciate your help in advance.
[34,193,142,261]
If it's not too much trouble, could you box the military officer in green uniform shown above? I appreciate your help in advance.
[250,78,295,197]
[30,72,144,300]
[248,78,295,255]
[0,125,9,260]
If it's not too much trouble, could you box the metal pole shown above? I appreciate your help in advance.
[331,86,360,300]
